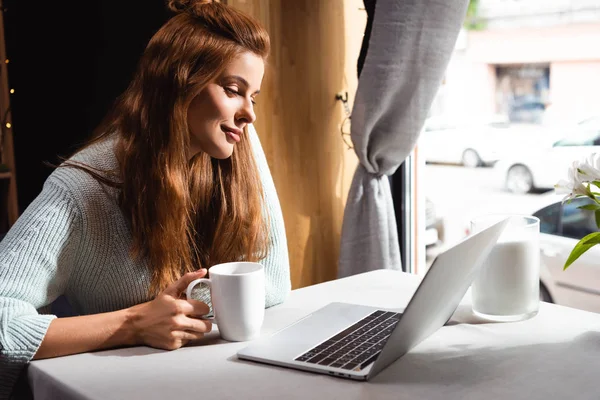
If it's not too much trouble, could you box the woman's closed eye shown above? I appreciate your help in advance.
[224,86,240,96]
[224,87,256,105]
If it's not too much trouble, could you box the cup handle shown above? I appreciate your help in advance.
[185,278,215,321]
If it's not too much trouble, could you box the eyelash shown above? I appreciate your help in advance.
[225,87,256,105]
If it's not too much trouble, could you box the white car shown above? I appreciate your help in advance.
[494,118,600,194]
[417,114,516,168]
[530,191,600,314]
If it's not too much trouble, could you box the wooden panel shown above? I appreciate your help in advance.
[227,0,364,288]
[0,0,18,228]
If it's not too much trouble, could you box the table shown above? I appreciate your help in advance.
[28,270,600,400]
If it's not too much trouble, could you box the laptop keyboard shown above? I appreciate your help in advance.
[294,310,401,371]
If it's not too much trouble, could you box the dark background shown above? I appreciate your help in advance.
[3,0,169,213]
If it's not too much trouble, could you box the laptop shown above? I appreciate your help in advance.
[237,218,509,381]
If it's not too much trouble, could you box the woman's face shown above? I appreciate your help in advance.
[187,51,264,160]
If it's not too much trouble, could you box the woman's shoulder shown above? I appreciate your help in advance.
[68,135,119,170]
[46,136,120,198]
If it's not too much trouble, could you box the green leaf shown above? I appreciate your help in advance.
[592,180,600,188]
[579,204,600,211]
[596,209,600,229]
[581,232,600,245]
[564,232,600,270]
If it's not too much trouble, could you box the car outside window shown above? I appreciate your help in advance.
[561,197,599,240]
[553,131,600,147]
[424,121,457,132]
[534,203,560,235]
[577,115,600,131]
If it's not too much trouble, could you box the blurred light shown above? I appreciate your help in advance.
[5,122,11,129]
[9,89,14,94]
[4,59,8,64]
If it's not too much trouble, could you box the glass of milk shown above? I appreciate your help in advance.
[470,214,540,322]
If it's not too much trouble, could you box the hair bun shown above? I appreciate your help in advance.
[166,0,215,14]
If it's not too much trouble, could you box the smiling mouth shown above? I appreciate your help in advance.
[222,126,241,143]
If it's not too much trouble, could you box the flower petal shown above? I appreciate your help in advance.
[579,153,600,181]
[554,180,572,194]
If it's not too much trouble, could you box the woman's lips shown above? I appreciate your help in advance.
[222,126,241,143]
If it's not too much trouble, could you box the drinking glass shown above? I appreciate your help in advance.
[470,214,540,322]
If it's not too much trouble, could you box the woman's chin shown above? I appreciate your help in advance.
[210,145,234,160]
[190,139,234,160]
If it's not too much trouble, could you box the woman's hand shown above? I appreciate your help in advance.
[128,269,213,350]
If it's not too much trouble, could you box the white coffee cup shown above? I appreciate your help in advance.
[186,261,265,342]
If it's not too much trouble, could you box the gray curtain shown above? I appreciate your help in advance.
[338,0,469,278]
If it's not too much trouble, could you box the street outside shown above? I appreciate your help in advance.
[422,163,553,260]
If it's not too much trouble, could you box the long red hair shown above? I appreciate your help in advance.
[62,0,271,295]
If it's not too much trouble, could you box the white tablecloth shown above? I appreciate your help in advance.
[28,270,600,400]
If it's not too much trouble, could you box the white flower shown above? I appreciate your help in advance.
[554,160,589,202]
[577,153,600,183]
[557,153,600,271]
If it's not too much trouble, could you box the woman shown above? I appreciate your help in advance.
[0,0,290,396]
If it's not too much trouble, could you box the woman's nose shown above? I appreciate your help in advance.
[237,98,256,125]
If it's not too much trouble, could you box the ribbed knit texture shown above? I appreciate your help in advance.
[0,125,291,399]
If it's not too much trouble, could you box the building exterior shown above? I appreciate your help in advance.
[433,0,600,127]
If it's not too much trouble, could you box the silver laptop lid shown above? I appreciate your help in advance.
[367,217,509,379]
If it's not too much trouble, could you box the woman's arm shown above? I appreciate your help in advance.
[34,270,212,360]
[33,307,133,359]
[0,180,202,396]
[0,180,82,397]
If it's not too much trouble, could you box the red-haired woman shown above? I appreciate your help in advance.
[0,1,290,396]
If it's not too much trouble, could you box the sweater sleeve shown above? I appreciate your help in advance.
[248,124,292,308]
[0,178,81,399]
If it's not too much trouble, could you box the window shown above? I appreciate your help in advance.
[424,117,457,132]
[534,203,560,235]
[416,2,600,314]
[495,64,550,125]
[553,131,600,147]
[578,115,600,131]
[561,197,599,240]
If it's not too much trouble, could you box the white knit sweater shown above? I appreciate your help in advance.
[0,126,291,398]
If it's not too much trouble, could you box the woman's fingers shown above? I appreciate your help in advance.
[181,318,212,334]
[174,330,206,342]
[175,314,213,333]
[132,270,213,350]
[172,299,211,317]
[163,269,208,297]
[186,299,211,318]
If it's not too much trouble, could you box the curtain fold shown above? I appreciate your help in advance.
[338,0,469,278]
